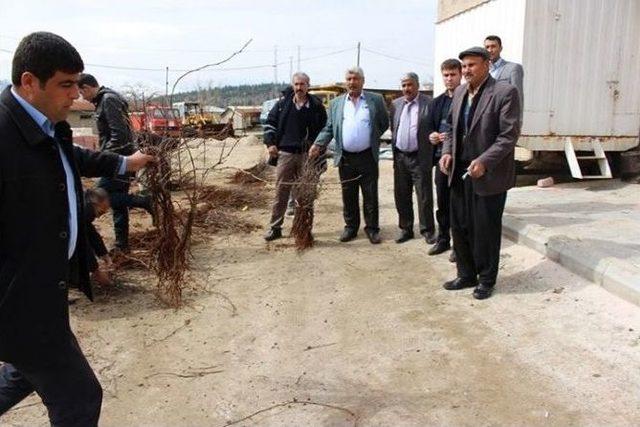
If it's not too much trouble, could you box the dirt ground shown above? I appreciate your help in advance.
[5,138,640,426]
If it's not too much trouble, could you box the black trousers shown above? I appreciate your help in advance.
[0,334,102,427]
[393,151,434,235]
[450,167,507,285]
[98,176,150,249]
[338,149,379,233]
[434,161,451,243]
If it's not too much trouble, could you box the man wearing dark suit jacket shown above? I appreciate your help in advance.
[439,47,521,300]
[0,32,154,425]
[426,59,462,257]
[390,72,435,244]
[310,67,389,244]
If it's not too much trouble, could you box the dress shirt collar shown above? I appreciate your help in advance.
[490,57,505,71]
[10,87,55,137]
[347,91,365,102]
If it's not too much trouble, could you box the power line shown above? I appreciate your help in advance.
[0,46,356,73]
[361,47,430,66]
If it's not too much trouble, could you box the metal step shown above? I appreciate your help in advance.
[564,138,612,179]
[576,155,606,160]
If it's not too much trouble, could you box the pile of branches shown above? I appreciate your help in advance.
[136,131,242,307]
[291,156,327,250]
[230,159,269,185]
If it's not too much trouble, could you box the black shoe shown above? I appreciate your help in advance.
[339,228,358,242]
[473,283,495,300]
[449,251,456,263]
[365,230,381,244]
[395,230,414,243]
[443,277,478,291]
[428,240,450,255]
[423,231,437,245]
[264,228,282,242]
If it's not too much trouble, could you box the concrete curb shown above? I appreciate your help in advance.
[503,215,640,306]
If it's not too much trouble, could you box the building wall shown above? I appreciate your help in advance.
[434,0,526,94]
[437,0,492,22]
[524,0,640,137]
[434,0,640,146]
[67,111,94,129]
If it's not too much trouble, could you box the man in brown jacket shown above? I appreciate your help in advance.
[439,46,521,300]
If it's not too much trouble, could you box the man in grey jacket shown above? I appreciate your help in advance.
[439,47,521,300]
[484,35,524,122]
[310,66,389,244]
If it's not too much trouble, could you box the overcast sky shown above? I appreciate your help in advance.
[0,0,437,94]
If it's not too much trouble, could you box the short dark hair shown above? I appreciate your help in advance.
[12,32,84,87]
[441,58,462,72]
[78,73,99,88]
[485,35,502,47]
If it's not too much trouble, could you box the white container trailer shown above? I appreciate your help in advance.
[434,0,640,155]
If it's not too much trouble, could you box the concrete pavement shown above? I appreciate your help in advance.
[503,179,640,306]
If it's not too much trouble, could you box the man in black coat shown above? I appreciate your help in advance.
[262,72,327,241]
[425,59,463,258]
[78,73,153,252]
[0,32,154,426]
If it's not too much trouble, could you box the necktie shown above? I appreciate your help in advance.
[398,102,413,151]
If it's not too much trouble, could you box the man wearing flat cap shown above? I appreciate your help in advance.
[439,46,521,300]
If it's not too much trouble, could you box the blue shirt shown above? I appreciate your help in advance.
[341,93,371,152]
[490,57,506,79]
[10,88,126,259]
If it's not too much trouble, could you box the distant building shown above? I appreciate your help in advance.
[221,106,262,131]
[69,99,98,149]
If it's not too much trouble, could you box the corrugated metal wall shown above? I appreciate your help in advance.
[434,0,640,141]
[433,0,526,95]
[524,0,640,137]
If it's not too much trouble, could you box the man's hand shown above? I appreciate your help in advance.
[308,144,322,159]
[468,158,487,178]
[439,154,452,175]
[92,269,113,286]
[429,132,441,145]
[267,145,278,157]
[126,150,157,172]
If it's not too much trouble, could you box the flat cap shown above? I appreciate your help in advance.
[459,46,490,60]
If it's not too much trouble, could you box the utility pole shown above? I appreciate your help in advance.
[273,45,278,97]
[297,45,301,71]
[165,66,169,105]
[289,56,293,80]
[356,42,361,67]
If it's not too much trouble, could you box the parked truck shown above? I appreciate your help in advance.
[130,105,182,138]
[434,0,640,178]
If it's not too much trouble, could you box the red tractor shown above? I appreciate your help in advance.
[130,105,182,138]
